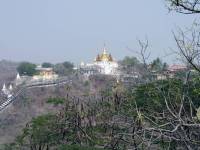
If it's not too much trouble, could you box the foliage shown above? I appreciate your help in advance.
[46,97,65,105]
[53,61,74,76]
[163,62,168,71]
[174,70,187,79]
[42,62,53,68]
[187,77,200,107]
[13,114,61,150]
[8,77,200,149]
[150,57,167,72]
[17,62,37,76]
[133,78,200,114]
[83,80,89,87]
[58,145,105,150]
[121,56,140,67]
[63,61,74,70]
[120,56,142,74]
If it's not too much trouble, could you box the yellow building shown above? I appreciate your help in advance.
[33,66,58,80]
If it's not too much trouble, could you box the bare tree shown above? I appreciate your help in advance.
[127,38,150,70]
[137,38,150,71]
[167,0,200,14]
[173,23,200,73]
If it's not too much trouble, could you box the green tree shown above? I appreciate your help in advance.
[17,62,37,76]
[162,62,168,71]
[54,61,74,76]
[42,62,53,68]
[151,58,162,71]
[63,61,74,70]
[12,114,61,150]
[134,79,183,112]
[121,56,140,67]
[150,57,167,72]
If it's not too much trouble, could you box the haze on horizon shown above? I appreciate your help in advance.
[0,0,196,65]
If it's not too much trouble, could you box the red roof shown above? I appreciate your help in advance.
[168,64,187,72]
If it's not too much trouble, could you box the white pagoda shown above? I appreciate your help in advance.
[80,46,119,75]
[2,84,10,95]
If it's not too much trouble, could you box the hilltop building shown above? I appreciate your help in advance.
[33,66,58,80]
[80,47,119,76]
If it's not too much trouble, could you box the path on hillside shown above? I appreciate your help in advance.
[0,77,72,112]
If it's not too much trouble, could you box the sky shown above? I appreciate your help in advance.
[0,0,197,65]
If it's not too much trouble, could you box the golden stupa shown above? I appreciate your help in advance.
[95,48,113,62]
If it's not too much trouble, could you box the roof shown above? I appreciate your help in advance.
[168,64,187,72]
[94,47,114,62]
[36,67,53,71]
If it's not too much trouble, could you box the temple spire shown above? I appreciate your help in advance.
[103,43,107,54]
[9,84,13,91]
[2,83,6,91]
[16,73,21,80]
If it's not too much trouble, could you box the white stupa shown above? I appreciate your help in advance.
[15,73,23,86]
[9,84,13,91]
[16,73,21,80]
[2,83,6,92]
[2,83,10,95]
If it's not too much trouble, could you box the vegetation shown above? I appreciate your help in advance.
[150,57,168,72]
[121,56,140,67]
[46,97,65,105]
[42,62,53,68]
[17,62,37,76]
[3,0,200,149]
[53,61,74,76]
[5,75,200,149]
[59,145,107,150]
[62,61,74,70]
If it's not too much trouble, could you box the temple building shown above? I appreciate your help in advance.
[32,66,58,80]
[80,47,119,76]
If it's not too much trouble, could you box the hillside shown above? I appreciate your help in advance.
[0,71,116,145]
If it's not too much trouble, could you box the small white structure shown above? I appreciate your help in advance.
[2,84,10,95]
[2,84,6,92]
[9,84,13,91]
[16,73,21,80]
[15,73,24,86]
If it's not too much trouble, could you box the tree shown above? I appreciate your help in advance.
[62,61,74,70]
[150,57,168,72]
[167,0,200,14]
[53,61,74,76]
[173,23,200,73]
[17,62,37,76]
[14,114,63,150]
[42,62,53,68]
[163,62,169,71]
[121,56,140,67]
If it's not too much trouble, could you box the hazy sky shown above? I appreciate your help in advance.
[0,0,197,65]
